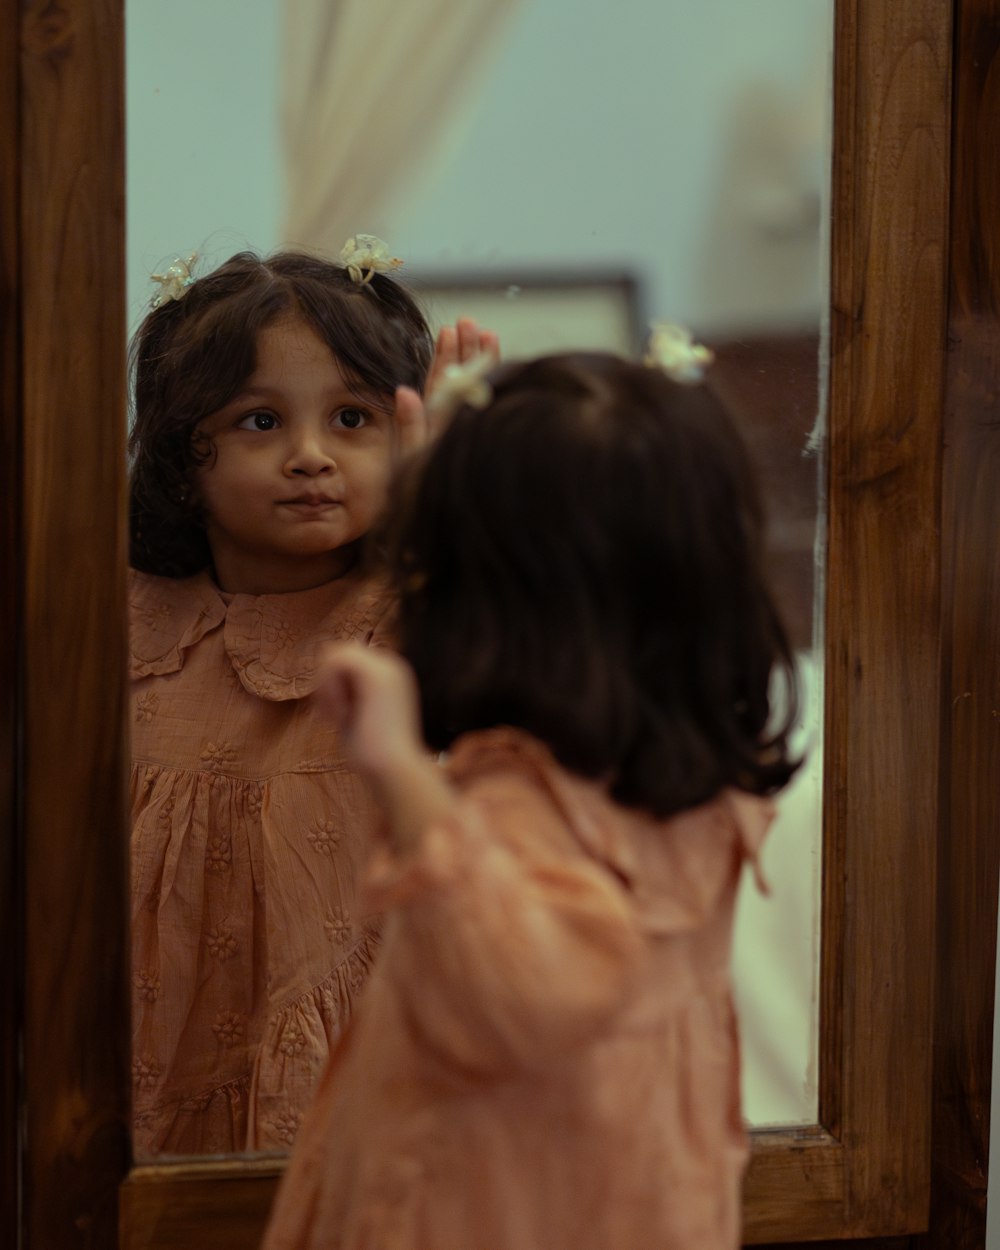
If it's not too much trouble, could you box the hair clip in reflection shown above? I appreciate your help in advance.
[427,353,495,420]
[644,321,714,384]
[149,254,198,309]
[339,234,404,285]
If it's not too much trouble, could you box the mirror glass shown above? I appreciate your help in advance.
[127,0,831,1158]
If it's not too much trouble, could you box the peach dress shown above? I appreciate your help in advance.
[263,729,773,1250]
[129,568,391,1157]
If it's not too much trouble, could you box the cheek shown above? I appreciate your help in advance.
[352,455,392,516]
[193,464,245,528]
[194,446,261,508]
[192,466,219,514]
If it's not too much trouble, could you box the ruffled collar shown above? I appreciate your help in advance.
[129,568,391,700]
[446,728,774,930]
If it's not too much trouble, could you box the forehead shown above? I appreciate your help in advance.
[251,313,342,381]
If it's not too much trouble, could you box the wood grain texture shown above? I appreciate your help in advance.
[19,0,130,1245]
[743,0,952,1238]
[120,1161,283,1250]
[1,0,22,1243]
[817,0,949,1234]
[917,2,1000,1247]
[742,1129,845,1243]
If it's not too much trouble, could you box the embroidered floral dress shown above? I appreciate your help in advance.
[129,568,390,1157]
[262,729,774,1250]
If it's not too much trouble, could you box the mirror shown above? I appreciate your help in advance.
[126,0,831,1159]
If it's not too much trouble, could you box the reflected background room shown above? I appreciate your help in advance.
[127,0,830,1151]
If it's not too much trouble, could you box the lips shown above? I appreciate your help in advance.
[278,496,342,515]
[278,495,340,507]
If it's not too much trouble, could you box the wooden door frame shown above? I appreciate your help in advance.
[5,0,997,1247]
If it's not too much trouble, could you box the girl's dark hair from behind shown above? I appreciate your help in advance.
[129,250,434,578]
[382,352,800,818]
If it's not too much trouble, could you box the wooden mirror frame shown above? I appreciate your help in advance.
[4,1,998,1247]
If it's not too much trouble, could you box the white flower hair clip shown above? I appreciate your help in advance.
[427,352,495,421]
[149,253,198,309]
[339,234,404,285]
[644,321,714,384]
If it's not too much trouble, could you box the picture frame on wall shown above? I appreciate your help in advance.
[410,270,646,359]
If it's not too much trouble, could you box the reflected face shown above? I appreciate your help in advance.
[195,315,395,594]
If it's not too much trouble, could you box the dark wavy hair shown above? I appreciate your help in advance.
[128,250,434,577]
[382,352,800,818]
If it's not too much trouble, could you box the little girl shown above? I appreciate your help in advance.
[128,243,496,1157]
[262,345,801,1249]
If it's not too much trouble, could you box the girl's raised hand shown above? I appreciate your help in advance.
[315,643,425,780]
[393,318,500,454]
[392,384,430,456]
[425,317,500,400]
[315,643,454,851]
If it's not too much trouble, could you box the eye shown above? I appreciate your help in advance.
[237,410,279,431]
[334,407,369,431]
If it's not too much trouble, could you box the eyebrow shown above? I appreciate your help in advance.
[222,384,392,412]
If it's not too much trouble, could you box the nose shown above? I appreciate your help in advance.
[284,429,336,477]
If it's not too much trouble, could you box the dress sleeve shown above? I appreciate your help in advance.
[365,773,646,1077]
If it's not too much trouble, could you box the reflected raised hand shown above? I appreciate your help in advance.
[393,317,500,454]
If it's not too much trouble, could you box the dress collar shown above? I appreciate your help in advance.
[129,568,392,700]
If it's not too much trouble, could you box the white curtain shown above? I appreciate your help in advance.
[282,0,520,253]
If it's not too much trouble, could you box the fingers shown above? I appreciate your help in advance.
[476,327,500,361]
[426,319,501,401]
[393,385,429,454]
[315,644,388,740]
[456,317,481,362]
[315,644,425,776]
[318,644,413,709]
[319,667,357,738]
[425,325,458,397]
[314,641,364,715]
[456,317,500,364]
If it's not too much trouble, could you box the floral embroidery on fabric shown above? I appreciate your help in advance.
[205,837,233,873]
[132,1056,161,1088]
[200,740,238,769]
[264,617,297,650]
[134,691,160,723]
[252,675,280,697]
[245,787,262,817]
[268,1110,303,1146]
[307,819,341,855]
[158,797,175,824]
[134,970,161,1002]
[134,600,173,629]
[212,1012,245,1048]
[324,908,352,945]
[206,925,238,961]
[279,1023,307,1057]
